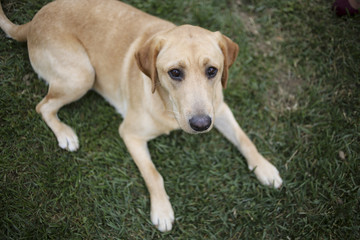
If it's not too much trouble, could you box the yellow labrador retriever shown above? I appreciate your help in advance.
[0,0,282,232]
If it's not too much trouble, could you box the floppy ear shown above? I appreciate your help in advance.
[135,37,163,93]
[217,33,239,89]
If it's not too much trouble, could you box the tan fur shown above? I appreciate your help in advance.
[0,0,282,232]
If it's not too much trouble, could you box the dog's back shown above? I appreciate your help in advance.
[0,0,175,116]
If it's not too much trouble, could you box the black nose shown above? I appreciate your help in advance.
[189,115,212,132]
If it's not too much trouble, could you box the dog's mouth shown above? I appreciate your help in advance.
[168,96,214,134]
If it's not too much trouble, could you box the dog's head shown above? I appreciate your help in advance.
[135,25,238,134]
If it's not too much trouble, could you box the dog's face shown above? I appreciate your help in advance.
[135,25,238,134]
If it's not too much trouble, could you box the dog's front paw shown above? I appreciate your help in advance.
[55,124,79,152]
[150,197,174,232]
[250,157,283,189]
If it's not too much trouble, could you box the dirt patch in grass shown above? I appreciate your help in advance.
[268,69,304,113]
[236,3,303,113]
[238,11,260,36]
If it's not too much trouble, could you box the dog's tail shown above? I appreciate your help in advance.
[0,1,30,42]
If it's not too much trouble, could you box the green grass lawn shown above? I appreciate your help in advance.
[1,0,359,239]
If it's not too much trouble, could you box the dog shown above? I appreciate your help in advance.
[0,0,282,232]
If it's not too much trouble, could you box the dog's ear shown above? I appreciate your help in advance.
[135,36,163,93]
[217,32,239,89]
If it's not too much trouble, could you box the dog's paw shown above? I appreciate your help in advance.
[250,157,283,189]
[56,125,79,152]
[151,197,174,232]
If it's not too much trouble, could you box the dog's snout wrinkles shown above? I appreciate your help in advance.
[189,115,212,132]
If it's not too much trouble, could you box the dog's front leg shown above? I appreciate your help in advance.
[215,103,283,188]
[120,128,174,232]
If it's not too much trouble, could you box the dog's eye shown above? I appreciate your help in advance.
[206,67,218,79]
[168,69,183,81]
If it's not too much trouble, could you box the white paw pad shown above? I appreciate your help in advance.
[151,199,175,232]
[250,158,283,189]
[56,125,79,152]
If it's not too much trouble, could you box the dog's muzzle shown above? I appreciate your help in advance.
[189,115,212,132]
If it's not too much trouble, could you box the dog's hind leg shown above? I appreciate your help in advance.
[32,40,95,151]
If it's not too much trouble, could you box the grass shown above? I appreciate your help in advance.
[1,0,359,239]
